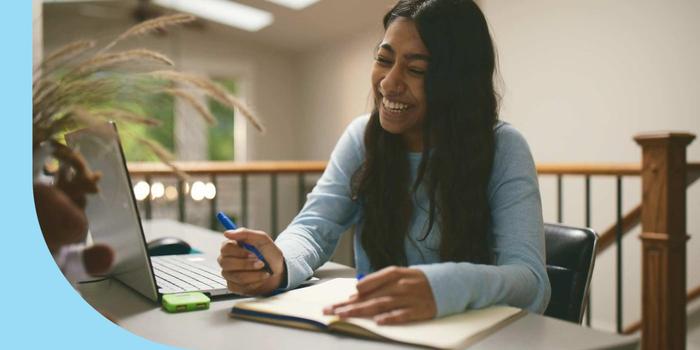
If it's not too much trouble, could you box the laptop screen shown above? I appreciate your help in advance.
[65,122,159,302]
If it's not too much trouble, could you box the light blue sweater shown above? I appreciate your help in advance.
[275,115,551,317]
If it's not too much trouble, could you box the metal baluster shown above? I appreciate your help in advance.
[178,178,186,223]
[297,172,306,212]
[616,176,623,333]
[144,175,152,220]
[270,173,278,237]
[557,175,563,223]
[585,175,592,327]
[240,174,248,226]
[209,175,218,230]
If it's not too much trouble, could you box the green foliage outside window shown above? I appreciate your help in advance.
[85,76,236,162]
[207,79,236,161]
[120,89,175,162]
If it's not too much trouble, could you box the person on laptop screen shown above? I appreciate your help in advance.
[218,0,550,325]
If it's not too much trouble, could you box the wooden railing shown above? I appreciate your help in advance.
[534,134,698,350]
[128,161,327,175]
[128,134,698,350]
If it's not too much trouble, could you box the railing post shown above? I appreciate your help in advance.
[634,132,695,350]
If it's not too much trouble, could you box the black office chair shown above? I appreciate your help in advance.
[543,223,598,323]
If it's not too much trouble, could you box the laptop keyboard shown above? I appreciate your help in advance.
[151,255,228,294]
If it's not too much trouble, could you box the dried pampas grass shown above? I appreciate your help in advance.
[76,49,174,75]
[150,70,265,133]
[99,14,196,54]
[93,109,163,127]
[33,13,264,177]
[163,88,217,125]
[38,40,96,73]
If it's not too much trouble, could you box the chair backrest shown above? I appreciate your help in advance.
[543,223,598,323]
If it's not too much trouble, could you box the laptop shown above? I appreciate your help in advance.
[65,121,234,302]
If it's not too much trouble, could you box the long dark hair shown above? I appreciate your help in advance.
[352,0,498,270]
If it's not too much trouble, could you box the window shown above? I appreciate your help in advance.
[116,77,238,162]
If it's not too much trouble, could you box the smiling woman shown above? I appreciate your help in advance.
[372,18,429,151]
[218,0,550,325]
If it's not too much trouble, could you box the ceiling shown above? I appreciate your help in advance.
[43,0,397,53]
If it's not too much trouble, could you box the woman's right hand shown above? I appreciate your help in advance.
[218,228,286,296]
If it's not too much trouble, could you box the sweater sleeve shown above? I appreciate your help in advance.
[274,116,368,289]
[413,124,551,317]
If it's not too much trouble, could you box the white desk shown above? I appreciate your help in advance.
[78,219,639,350]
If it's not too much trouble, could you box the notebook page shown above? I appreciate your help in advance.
[343,305,523,349]
[235,278,358,325]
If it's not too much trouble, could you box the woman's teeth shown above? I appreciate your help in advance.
[383,98,409,112]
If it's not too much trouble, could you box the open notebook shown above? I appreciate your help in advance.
[229,278,524,349]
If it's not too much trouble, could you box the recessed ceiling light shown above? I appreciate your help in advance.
[154,0,274,32]
[265,0,321,10]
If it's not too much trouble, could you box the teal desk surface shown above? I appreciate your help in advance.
[78,219,639,350]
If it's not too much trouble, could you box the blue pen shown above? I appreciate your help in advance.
[356,273,365,281]
[216,212,273,274]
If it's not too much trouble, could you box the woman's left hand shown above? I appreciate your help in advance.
[323,266,437,325]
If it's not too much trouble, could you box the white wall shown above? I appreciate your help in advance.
[481,0,700,162]
[295,27,382,160]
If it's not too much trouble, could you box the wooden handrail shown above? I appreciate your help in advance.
[127,161,327,176]
[536,163,641,176]
[536,162,699,176]
[126,161,699,177]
